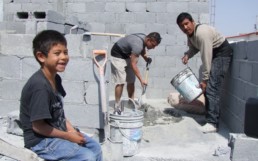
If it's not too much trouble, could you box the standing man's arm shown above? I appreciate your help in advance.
[182,39,199,64]
[130,53,146,87]
[197,32,213,92]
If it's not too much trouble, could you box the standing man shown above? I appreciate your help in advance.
[111,32,161,114]
[176,12,233,133]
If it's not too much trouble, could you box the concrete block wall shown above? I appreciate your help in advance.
[63,0,209,99]
[0,0,209,129]
[2,0,209,99]
[221,40,258,132]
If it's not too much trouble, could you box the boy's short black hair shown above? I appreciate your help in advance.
[147,32,162,44]
[33,30,67,64]
[176,12,194,25]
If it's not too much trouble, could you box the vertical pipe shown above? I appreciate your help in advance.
[0,0,3,22]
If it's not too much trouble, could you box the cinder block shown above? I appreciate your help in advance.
[85,83,99,105]
[160,34,177,45]
[239,61,252,82]
[156,13,177,24]
[105,2,125,13]
[145,23,167,35]
[125,24,145,35]
[34,10,65,24]
[105,23,125,34]
[199,13,210,24]
[0,55,20,79]
[246,40,258,61]
[13,0,30,2]
[87,22,105,33]
[146,2,167,12]
[229,133,258,161]
[62,59,95,82]
[148,45,166,56]
[252,63,258,86]
[65,15,79,26]
[0,100,20,117]
[21,57,40,79]
[25,20,37,34]
[155,56,177,67]
[65,34,83,57]
[116,13,134,23]
[125,2,146,12]
[0,79,25,100]
[64,104,104,129]
[62,81,85,104]
[134,13,156,23]
[233,41,247,60]
[0,21,26,33]
[6,110,23,136]
[0,34,34,56]
[37,21,65,34]
[98,13,116,23]
[167,2,188,13]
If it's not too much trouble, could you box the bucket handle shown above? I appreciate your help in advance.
[110,120,142,142]
[127,98,139,113]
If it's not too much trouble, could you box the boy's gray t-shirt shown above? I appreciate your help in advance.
[116,33,146,57]
[20,70,67,148]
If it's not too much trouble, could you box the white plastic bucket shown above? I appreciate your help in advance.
[171,67,202,102]
[109,109,144,157]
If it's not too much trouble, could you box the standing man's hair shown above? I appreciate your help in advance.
[176,12,194,25]
[147,32,162,44]
[33,30,67,64]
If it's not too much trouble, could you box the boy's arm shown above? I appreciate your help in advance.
[32,120,86,144]
[66,119,77,132]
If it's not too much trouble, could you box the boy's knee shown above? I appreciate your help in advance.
[77,148,96,161]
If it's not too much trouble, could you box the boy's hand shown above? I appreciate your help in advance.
[66,131,86,145]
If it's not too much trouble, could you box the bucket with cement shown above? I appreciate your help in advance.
[109,101,144,157]
[171,67,202,103]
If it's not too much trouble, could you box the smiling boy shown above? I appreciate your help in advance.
[19,30,102,160]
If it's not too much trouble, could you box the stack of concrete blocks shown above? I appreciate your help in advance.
[228,133,258,161]
[221,40,258,132]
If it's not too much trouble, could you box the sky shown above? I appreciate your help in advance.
[215,0,258,36]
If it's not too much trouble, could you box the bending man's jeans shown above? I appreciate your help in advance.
[31,133,102,161]
[205,55,232,126]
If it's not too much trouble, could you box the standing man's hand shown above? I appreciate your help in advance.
[199,80,207,93]
[182,55,189,64]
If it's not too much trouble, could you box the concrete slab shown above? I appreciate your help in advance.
[0,99,232,161]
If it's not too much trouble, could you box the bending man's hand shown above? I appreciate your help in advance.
[146,57,152,64]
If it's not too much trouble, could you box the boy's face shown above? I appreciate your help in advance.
[38,43,69,73]
[178,18,195,37]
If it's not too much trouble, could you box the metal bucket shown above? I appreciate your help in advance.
[109,106,144,157]
[171,67,202,102]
